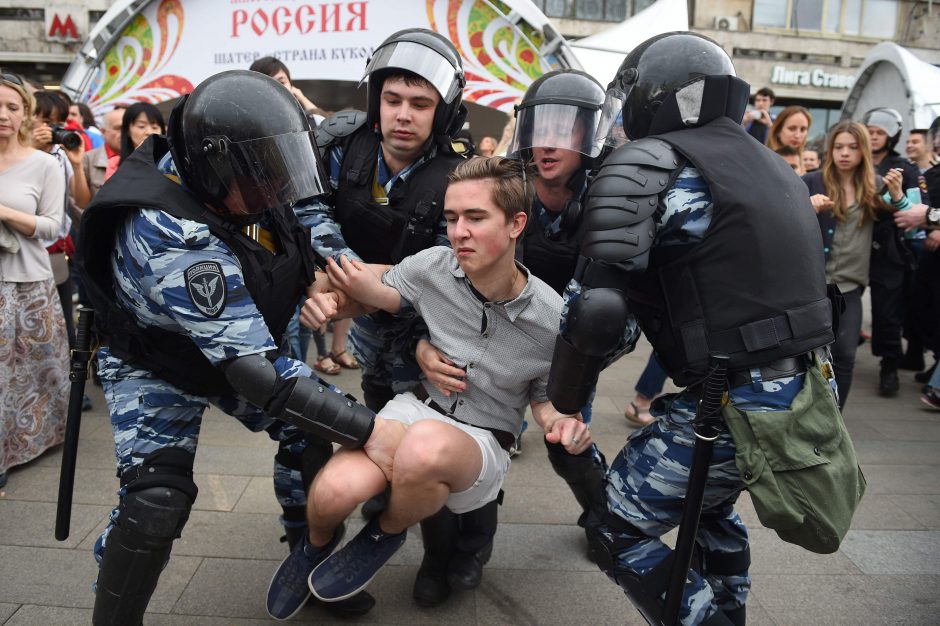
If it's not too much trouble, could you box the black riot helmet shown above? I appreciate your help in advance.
[362,28,466,138]
[599,31,744,143]
[862,107,903,152]
[508,69,606,161]
[167,70,326,225]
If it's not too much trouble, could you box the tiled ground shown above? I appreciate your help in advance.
[1,333,937,625]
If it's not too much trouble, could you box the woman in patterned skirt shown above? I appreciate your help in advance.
[0,70,70,487]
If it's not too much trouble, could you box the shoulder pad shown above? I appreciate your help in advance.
[450,137,472,158]
[584,137,683,222]
[604,137,682,169]
[314,110,368,155]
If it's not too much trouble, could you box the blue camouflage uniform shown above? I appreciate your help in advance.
[297,142,448,401]
[566,167,839,625]
[93,155,351,568]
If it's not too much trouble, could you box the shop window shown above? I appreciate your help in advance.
[754,0,898,39]
[531,0,632,22]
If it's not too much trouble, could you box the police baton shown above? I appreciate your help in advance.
[661,353,729,626]
[55,306,95,541]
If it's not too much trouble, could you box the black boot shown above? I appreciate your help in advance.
[544,439,608,563]
[448,499,498,591]
[879,358,900,397]
[413,508,458,607]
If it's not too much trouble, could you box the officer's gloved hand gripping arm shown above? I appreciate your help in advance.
[221,354,375,448]
[548,143,661,414]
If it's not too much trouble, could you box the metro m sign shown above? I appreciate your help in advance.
[45,6,88,43]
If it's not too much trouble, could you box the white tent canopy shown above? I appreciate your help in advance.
[841,42,940,146]
[569,0,689,87]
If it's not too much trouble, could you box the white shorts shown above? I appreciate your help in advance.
[379,392,511,514]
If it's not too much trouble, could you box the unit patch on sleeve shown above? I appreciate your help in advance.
[185,261,227,318]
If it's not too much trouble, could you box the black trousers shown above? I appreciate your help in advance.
[832,287,863,409]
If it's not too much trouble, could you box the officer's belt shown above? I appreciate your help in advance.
[412,384,515,453]
[726,354,808,389]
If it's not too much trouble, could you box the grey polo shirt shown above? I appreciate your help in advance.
[382,246,563,436]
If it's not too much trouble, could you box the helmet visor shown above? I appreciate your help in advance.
[208,130,326,217]
[593,87,629,152]
[362,40,463,104]
[865,109,901,137]
[508,103,603,158]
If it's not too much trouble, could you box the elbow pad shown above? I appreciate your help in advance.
[222,354,374,448]
[549,288,632,414]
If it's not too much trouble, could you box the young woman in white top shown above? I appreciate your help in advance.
[0,71,70,488]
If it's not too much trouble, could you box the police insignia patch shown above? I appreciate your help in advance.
[185,261,226,318]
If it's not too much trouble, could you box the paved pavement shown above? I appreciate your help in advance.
[1,334,938,625]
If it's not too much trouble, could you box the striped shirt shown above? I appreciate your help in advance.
[382,246,563,436]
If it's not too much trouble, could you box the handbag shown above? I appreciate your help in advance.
[722,353,866,554]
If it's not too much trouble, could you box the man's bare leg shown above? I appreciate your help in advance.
[379,420,485,534]
[308,416,406,546]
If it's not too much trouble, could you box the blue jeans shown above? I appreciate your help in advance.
[635,353,668,400]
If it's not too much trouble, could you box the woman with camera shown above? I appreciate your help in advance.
[0,71,70,489]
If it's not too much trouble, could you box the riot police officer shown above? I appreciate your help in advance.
[862,107,920,396]
[547,33,841,625]
[508,68,609,549]
[78,70,375,625]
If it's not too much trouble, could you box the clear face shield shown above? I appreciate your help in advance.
[592,88,629,152]
[508,102,603,158]
[205,130,326,220]
[360,40,463,104]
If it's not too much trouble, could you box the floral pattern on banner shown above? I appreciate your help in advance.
[427,0,563,112]
[84,0,193,116]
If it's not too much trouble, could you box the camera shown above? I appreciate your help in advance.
[49,124,82,151]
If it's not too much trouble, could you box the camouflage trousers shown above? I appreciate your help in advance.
[601,370,810,625]
[92,349,333,569]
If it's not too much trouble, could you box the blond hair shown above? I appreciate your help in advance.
[0,73,35,146]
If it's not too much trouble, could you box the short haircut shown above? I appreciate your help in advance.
[775,145,800,157]
[447,156,535,223]
[756,87,775,100]
[909,129,928,139]
[34,90,68,123]
[381,70,434,94]
[249,56,291,82]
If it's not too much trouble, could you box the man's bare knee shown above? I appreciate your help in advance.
[393,421,459,481]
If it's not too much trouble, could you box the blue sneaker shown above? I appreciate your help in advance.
[266,525,344,620]
[310,516,407,602]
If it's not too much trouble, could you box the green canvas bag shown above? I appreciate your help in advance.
[722,354,866,554]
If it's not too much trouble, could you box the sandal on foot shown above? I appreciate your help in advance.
[623,402,653,428]
[314,356,341,376]
[331,350,359,370]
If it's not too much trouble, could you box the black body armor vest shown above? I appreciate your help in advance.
[523,214,579,295]
[626,118,834,385]
[332,126,463,264]
[77,136,318,396]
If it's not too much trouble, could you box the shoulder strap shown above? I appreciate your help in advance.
[314,110,368,158]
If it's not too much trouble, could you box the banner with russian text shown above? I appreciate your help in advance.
[80,0,569,115]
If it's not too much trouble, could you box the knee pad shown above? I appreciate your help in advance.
[93,450,196,626]
[93,485,194,626]
[701,546,751,577]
